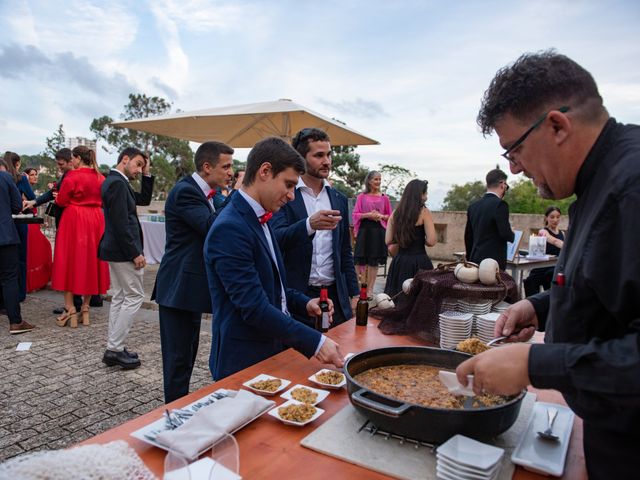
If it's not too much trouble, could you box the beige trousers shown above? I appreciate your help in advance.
[106,261,144,352]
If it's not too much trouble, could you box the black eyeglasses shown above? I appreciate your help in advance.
[292,128,317,148]
[501,106,570,164]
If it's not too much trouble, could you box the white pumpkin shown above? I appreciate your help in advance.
[454,263,479,284]
[371,293,390,308]
[478,258,500,285]
[402,278,413,294]
[377,298,395,309]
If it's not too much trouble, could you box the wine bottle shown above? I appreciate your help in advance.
[355,284,368,326]
[315,287,330,332]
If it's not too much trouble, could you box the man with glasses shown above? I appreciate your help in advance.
[272,128,359,328]
[456,50,640,479]
[464,168,514,270]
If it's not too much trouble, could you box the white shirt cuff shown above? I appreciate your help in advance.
[314,334,327,356]
[306,217,315,236]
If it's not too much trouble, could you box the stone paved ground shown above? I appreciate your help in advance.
[0,264,387,464]
[0,265,212,463]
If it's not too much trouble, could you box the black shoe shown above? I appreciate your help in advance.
[102,349,141,369]
[123,348,139,359]
[53,307,64,315]
[89,295,103,308]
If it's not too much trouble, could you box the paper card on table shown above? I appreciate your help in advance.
[16,342,32,351]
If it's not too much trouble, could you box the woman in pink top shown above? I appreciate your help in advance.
[352,171,392,296]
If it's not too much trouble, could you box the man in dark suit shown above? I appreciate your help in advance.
[152,141,233,403]
[99,147,154,369]
[272,128,359,327]
[0,167,34,334]
[464,168,514,270]
[204,137,344,380]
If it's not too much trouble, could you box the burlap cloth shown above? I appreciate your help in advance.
[372,268,518,344]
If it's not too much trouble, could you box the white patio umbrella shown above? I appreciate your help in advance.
[111,98,379,147]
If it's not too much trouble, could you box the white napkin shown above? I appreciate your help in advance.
[156,389,274,460]
[438,371,475,397]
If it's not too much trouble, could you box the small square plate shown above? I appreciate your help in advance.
[280,384,330,405]
[437,434,504,471]
[308,369,346,389]
[242,374,291,396]
[267,399,324,426]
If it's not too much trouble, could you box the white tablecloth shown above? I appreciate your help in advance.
[140,220,166,264]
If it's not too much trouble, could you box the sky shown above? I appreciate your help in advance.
[1,0,640,208]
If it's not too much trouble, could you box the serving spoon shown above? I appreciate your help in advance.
[537,407,559,441]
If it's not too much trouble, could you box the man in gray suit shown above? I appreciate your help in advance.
[99,147,154,369]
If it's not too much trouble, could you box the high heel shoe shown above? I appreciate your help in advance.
[56,308,78,327]
[81,306,90,326]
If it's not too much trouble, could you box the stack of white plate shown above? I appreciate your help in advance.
[440,298,458,313]
[491,301,510,313]
[475,312,501,344]
[439,311,473,349]
[458,298,492,316]
[436,434,504,480]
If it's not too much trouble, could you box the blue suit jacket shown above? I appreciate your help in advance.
[271,186,359,321]
[204,192,321,380]
[152,175,216,313]
[0,172,22,246]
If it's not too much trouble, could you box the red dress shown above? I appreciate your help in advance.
[26,208,52,292]
[51,168,110,295]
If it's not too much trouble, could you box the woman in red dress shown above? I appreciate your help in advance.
[51,146,109,327]
[24,167,52,292]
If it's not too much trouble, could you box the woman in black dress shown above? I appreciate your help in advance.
[524,206,565,304]
[383,179,436,297]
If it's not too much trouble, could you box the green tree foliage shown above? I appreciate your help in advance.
[442,181,485,211]
[379,163,416,200]
[90,93,194,196]
[330,145,369,197]
[442,177,575,213]
[44,124,66,158]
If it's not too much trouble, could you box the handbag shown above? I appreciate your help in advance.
[44,202,61,218]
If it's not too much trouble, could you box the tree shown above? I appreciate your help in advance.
[90,93,195,197]
[379,163,416,199]
[45,124,66,158]
[442,181,485,211]
[506,178,575,214]
[330,145,369,197]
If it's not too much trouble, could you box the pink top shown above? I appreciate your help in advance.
[352,193,392,236]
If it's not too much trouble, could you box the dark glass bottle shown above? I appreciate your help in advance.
[355,284,368,326]
[315,287,330,333]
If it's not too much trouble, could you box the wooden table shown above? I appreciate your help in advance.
[82,319,586,479]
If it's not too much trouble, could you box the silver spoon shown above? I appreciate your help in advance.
[537,407,559,441]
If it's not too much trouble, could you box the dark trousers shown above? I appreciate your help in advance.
[305,284,349,328]
[159,305,202,404]
[584,422,638,479]
[17,224,27,302]
[0,244,23,324]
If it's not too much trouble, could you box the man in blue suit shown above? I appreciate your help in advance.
[272,128,359,327]
[205,137,344,380]
[152,141,234,403]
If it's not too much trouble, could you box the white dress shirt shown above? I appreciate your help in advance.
[191,172,216,210]
[298,178,335,286]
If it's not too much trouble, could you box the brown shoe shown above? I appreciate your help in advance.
[10,321,35,334]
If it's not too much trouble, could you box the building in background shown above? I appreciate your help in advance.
[67,137,97,153]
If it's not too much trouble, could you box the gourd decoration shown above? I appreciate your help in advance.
[454,262,479,284]
[478,258,500,285]
[372,293,394,309]
[402,278,413,294]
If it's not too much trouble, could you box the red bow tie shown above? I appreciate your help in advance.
[259,211,273,224]
[207,191,215,200]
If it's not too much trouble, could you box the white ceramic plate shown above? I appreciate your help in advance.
[242,374,291,396]
[267,399,324,426]
[437,460,500,480]
[437,434,504,471]
[438,454,502,479]
[308,369,346,389]
[280,384,330,405]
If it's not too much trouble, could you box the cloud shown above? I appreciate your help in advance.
[0,43,135,98]
[153,0,247,32]
[316,97,389,119]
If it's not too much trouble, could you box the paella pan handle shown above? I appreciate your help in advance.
[351,388,411,417]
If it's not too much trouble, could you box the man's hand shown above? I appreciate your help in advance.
[142,158,151,176]
[495,300,538,341]
[133,254,146,270]
[309,210,341,231]
[315,337,345,369]
[456,343,531,396]
[307,298,334,324]
[23,199,35,210]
